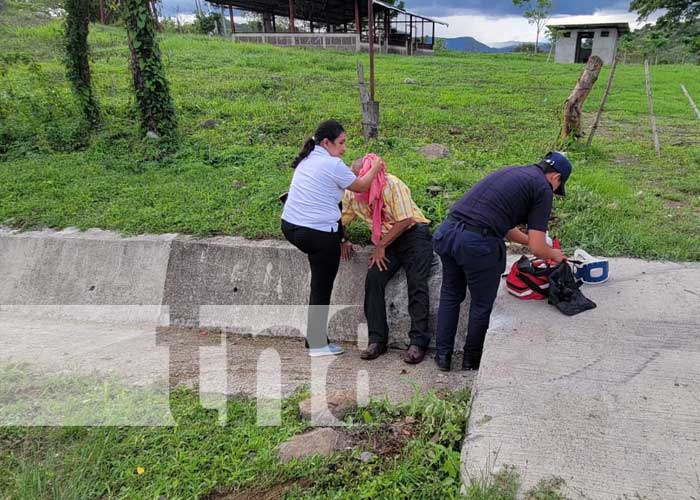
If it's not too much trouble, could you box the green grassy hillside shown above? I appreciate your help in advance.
[1,1,699,259]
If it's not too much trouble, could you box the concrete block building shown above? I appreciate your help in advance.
[548,22,630,64]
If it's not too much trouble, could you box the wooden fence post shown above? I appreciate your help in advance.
[645,59,661,156]
[357,61,379,140]
[681,84,700,120]
[587,57,618,147]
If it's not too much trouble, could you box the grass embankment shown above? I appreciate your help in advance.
[0,364,569,500]
[1,1,699,259]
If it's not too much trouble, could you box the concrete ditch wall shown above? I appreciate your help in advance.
[0,228,468,349]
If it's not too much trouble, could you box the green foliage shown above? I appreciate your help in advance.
[192,12,222,35]
[619,24,699,64]
[63,0,101,128]
[123,0,176,137]
[0,365,477,499]
[0,6,699,260]
[631,0,700,55]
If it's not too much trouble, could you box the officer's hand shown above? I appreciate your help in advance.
[550,249,567,263]
[341,241,355,261]
[368,246,390,271]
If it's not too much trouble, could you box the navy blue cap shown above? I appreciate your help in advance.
[541,151,572,196]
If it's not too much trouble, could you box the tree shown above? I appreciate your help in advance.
[123,0,177,137]
[64,0,101,128]
[630,0,700,55]
[512,0,552,53]
[545,26,561,62]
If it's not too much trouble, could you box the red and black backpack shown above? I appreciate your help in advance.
[505,255,556,300]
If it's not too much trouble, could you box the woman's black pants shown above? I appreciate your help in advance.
[281,219,341,349]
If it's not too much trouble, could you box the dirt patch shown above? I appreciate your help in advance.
[209,479,312,500]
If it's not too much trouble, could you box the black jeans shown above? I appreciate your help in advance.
[364,224,433,348]
[281,219,340,349]
[433,219,506,363]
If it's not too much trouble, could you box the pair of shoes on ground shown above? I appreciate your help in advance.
[435,353,480,372]
[360,343,427,364]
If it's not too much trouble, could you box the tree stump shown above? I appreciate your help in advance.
[561,55,603,143]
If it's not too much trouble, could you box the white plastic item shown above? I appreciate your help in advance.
[573,249,610,284]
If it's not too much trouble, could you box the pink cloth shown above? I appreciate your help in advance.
[354,153,387,245]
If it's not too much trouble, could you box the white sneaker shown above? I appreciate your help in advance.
[308,343,345,357]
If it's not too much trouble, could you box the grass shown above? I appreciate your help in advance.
[1,1,699,259]
[0,363,570,499]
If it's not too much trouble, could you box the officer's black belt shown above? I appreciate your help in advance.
[447,214,496,237]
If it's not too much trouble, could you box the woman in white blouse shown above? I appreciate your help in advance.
[282,120,382,357]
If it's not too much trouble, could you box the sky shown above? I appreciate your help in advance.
[160,0,659,45]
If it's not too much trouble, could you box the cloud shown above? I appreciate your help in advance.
[431,8,658,44]
[404,0,632,18]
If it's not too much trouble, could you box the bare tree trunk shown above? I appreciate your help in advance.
[561,55,603,143]
[546,41,554,62]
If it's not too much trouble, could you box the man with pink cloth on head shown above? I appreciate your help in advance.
[340,154,433,364]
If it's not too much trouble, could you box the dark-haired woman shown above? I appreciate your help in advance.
[282,120,382,357]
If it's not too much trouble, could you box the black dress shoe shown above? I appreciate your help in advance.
[461,356,481,371]
[403,345,426,364]
[361,343,388,360]
[435,353,452,371]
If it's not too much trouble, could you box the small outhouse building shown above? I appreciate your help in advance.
[548,22,630,64]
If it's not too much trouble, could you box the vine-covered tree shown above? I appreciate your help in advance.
[123,0,177,137]
[64,0,101,128]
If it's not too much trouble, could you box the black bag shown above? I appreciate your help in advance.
[547,262,597,316]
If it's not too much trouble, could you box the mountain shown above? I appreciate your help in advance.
[438,37,551,53]
[441,36,499,53]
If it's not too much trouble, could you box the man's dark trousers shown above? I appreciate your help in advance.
[433,219,506,362]
[364,224,433,349]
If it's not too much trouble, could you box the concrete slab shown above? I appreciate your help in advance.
[0,310,473,425]
[0,228,175,324]
[162,235,469,349]
[462,257,700,499]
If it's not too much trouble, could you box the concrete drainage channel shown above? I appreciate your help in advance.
[3,227,700,498]
[0,227,468,347]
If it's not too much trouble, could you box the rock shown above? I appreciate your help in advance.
[35,11,50,19]
[426,185,445,197]
[231,180,244,189]
[420,144,450,160]
[359,451,376,463]
[201,119,218,129]
[277,428,352,464]
[299,389,358,425]
[403,78,417,84]
[146,130,160,140]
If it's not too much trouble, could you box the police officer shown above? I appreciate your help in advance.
[433,152,572,371]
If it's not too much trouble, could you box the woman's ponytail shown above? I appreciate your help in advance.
[291,119,345,169]
[291,138,316,169]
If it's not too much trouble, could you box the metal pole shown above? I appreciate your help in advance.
[368,0,375,99]
[645,60,661,156]
[229,5,235,33]
[288,0,295,33]
[355,0,361,34]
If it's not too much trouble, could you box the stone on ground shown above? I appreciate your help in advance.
[277,428,352,464]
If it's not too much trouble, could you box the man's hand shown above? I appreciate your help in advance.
[341,241,355,261]
[549,248,567,264]
[368,245,390,271]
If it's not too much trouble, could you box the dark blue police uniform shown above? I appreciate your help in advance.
[433,164,554,369]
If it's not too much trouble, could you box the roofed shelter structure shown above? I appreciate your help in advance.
[206,0,447,55]
[548,22,630,65]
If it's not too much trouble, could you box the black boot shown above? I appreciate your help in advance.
[461,354,481,371]
[434,352,452,372]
